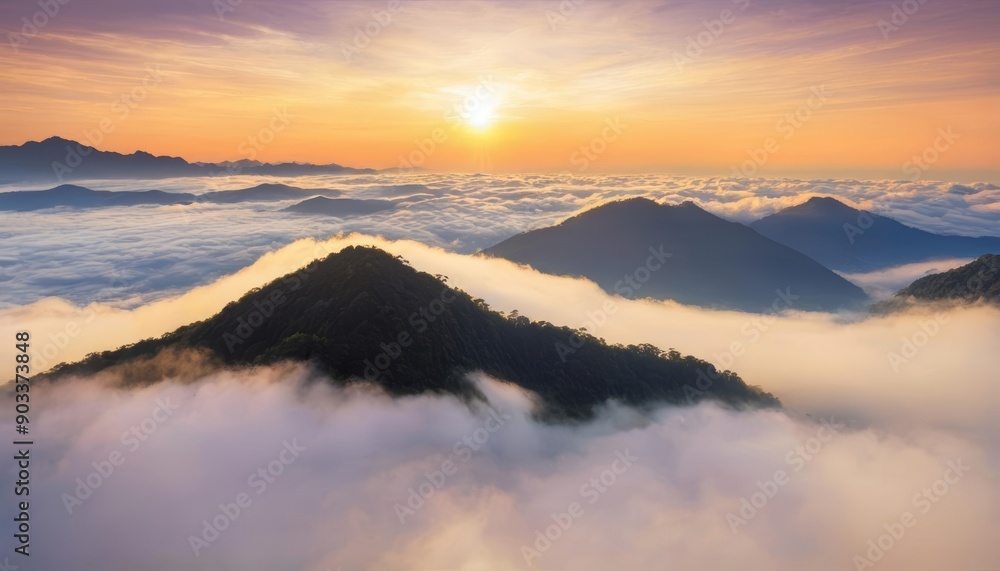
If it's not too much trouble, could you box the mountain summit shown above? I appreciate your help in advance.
[482,198,868,312]
[751,197,1000,272]
[46,246,778,418]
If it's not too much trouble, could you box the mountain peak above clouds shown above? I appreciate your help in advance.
[797,195,858,213]
[483,197,869,312]
[751,196,1000,272]
[47,184,94,194]
[282,196,396,216]
[44,245,779,419]
[201,183,342,203]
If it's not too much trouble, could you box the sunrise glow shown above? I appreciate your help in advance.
[0,1,996,179]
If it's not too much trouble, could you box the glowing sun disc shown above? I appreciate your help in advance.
[467,103,496,130]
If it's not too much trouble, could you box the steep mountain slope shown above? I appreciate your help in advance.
[750,197,1000,272]
[482,198,868,312]
[873,254,1000,312]
[45,246,778,418]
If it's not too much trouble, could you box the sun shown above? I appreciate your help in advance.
[466,102,497,131]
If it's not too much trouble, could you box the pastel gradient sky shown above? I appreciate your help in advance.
[1,0,998,179]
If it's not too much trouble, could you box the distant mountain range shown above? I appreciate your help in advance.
[43,246,779,419]
[751,197,1000,272]
[202,183,342,204]
[283,196,396,216]
[0,183,343,211]
[873,254,1000,312]
[482,198,869,312]
[0,137,376,183]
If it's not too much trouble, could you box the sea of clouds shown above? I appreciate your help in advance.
[6,367,998,570]
[1,173,998,307]
[1,175,998,570]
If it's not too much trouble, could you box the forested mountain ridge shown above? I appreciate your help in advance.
[45,246,779,418]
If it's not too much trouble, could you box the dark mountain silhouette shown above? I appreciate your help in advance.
[0,137,375,183]
[482,198,869,312]
[873,254,1000,312]
[44,246,778,419]
[0,184,196,210]
[283,196,396,216]
[200,183,341,203]
[0,183,341,211]
[750,197,1000,273]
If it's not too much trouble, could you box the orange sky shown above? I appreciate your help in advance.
[1,0,998,179]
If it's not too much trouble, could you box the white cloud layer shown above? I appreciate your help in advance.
[838,258,975,300]
[4,365,998,570]
[1,174,998,307]
[1,177,998,570]
[3,234,998,435]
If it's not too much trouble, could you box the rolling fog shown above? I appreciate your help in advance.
[3,235,998,570]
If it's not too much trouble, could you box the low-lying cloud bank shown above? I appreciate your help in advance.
[2,173,999,306]
[2,234,998,569]
[4,368,997,570]
[839,258,974,300]
[3,235,998,435]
